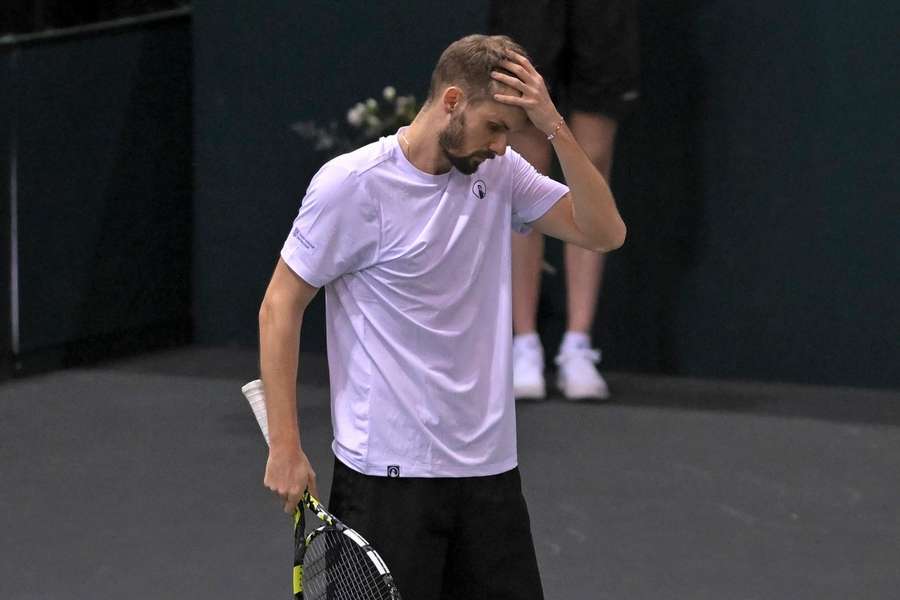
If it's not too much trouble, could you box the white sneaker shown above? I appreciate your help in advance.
[513,334,546,400]
[555,346,611,400]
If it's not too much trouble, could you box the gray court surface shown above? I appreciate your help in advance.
[2,346,898,600]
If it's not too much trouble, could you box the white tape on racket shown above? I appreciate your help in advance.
[241,379,269,443]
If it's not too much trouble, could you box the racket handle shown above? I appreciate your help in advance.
[241,379,326,513]
[243,379,306,598]
[241,379,270,445]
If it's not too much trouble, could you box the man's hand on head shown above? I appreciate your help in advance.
[490,51,563,136]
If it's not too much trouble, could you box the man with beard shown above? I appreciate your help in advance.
[256,34,625,599]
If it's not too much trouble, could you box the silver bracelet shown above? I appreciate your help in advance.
[546,118,565,140]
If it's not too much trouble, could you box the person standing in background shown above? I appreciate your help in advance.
[489,0,640,400]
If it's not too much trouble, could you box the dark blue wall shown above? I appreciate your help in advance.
[2,17,192,371]
[599,1,899,387]
[0,52,12,374]
[193,1,899,389]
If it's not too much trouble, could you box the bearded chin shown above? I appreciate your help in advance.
[443,149,481,175]
[438,112,483,175]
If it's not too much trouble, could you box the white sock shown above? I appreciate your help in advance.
[513,332,542,351]
[559,331,591,353]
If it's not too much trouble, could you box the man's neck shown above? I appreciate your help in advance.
[401,111,452,175]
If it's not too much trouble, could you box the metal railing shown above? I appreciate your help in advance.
[0,6,191,47]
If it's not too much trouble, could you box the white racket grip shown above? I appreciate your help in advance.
[241,379,270,446]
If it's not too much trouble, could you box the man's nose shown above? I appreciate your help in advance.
[489,135,508,156]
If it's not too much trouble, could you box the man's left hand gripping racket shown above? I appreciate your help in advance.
[241,380,402,600]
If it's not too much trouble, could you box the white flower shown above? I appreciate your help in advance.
[395,95,410,115]
[365,114,381,129]
[289,121,317,137]
[347,106,364,126]
[365,98,378,110]
[382,86,396,101]
[315,134,335,151]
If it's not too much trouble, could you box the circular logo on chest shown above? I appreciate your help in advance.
[472,179,487,199]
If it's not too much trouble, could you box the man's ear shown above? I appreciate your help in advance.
[441,86,463,113]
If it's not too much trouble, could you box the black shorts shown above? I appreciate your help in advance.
[328,457,544,600]
[489,0,641,121]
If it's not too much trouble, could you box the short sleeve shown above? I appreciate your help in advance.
[508,149,569,234]
[280,164,381,288]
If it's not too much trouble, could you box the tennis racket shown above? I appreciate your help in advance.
[241,379,402,600]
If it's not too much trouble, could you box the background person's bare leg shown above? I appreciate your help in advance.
[565,111,617,333]
[509,124,552,398]
[556,111,619,400]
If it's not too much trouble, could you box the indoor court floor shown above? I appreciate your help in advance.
[2,346,898,599]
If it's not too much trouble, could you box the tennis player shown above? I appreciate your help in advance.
[257,34,625,599]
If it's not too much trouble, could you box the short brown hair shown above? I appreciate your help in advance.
[427,34,530,105]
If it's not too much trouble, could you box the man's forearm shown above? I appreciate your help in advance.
[258,300,303,449]
[551,122,626,251]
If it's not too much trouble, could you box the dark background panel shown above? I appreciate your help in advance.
[0,52,12,376]
[0,0,33,34]
[192,1,899,389]
[664,1,900,387]
[544,0,900,388]
[12,18,192,367]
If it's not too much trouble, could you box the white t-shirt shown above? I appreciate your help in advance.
[281,127,568,477]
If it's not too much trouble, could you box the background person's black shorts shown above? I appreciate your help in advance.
[489,0,641,122]
[328,457,544,600]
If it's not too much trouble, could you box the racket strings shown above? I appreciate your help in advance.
[304,529,397,600]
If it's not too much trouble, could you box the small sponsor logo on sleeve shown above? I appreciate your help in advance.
[292,227,316,250]
[387,465,400,477]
